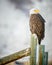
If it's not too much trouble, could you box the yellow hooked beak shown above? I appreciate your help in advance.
[34,9,40,13]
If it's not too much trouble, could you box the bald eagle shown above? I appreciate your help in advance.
[29,9,45,44]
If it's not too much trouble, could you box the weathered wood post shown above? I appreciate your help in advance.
[43,52,48,65]
[39,45,45,65]
[39,45,48,65]
[30,34,37,65]
[0,48,30,65]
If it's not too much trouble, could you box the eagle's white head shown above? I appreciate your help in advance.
[30,8,40,14]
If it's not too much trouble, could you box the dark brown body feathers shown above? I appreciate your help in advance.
[29,14,45,44]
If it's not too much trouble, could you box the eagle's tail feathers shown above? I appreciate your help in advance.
[38,39,41,45]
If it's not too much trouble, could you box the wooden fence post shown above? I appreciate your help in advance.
[43,52,48,65]
[39,45,45,65]
[30,34,37,65]
[0,48,30,65]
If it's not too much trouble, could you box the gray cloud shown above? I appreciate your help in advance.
[9,0,33,16]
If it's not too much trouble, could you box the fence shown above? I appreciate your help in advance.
[0,34,48,65]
